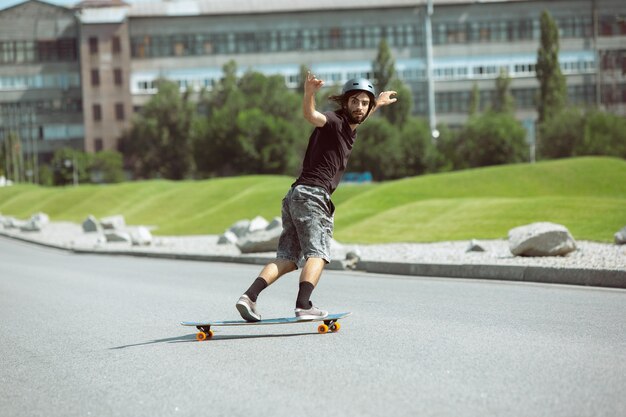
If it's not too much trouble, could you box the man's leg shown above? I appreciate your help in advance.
[295,257,328,319]
[246,258,298,301]
[237,258,297,322]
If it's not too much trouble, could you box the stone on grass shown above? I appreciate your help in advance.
[614,226,626,245]
[104,230,132,243]
[228,220,251,238]
[218,230,238,245]
[466,239,487,253]
[247,216,269,234]
[19,213,49,232]
[82,215,101,233]
[236,227,281,253]
[129,226,152,246]
[101,215,126,230]
[508,222,576,257]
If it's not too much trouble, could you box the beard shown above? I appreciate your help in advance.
[345,108,367,124]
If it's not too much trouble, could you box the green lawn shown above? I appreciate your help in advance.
[1,157,624,243]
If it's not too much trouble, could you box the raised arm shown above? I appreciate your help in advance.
[368,90,398,116]
[302,72,327,128]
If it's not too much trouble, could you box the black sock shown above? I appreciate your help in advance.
[296,281,315,310]
[244,277,268,302]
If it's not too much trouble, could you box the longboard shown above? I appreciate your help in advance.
[181,312,351,341]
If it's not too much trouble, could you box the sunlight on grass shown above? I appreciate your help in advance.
[1,157,624,242]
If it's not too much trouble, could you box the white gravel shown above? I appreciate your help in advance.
[2,221,624,271]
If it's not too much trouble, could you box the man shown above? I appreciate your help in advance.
[236,72,397,322]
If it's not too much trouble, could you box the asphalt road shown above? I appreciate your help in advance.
[1,236,625,417]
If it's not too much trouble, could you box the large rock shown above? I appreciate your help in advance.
[228,220,251,238]
[236,227,282,253]
[3,216,25,229]
[20,212,49,232]
[508,222,577,257]
[101,215,126,230]
[466,239,487,253]
[104,230,132,243]
[82,215,101,233]
[218,230,238,245]
[247,216,269,234]
[266,216,282,231]
[614,226,626,245]
[129,226,152,246]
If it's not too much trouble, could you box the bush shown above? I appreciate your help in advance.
[581,110,626,158]
[457,112,528,168]
[538,107,584,159]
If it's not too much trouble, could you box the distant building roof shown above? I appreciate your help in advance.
[77,5,128,22]
[74,0,128,8]
[128,0,532,18]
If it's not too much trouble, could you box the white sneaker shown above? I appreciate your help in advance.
[295,304,328,321]
[236,295,261,322]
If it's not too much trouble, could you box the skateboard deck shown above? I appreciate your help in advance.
[181,312,351,341]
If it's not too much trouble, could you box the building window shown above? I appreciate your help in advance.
[115,103,125,121]
[95,138,103,151]
[93,104,102,121]
[91,69,100,86]
[114,68,123,86]
[112,36,121,54]
[89,37,98,54]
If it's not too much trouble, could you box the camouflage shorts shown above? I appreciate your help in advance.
[276,185,335,266]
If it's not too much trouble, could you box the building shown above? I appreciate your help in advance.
[0,0,625,170]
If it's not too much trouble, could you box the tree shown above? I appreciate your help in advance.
[90,151,125,183]
[397,117,439,176]
[468,83,480,116]
[51,147,91,185]
[493,68,515,113]
[297,64,309,95]
[372,38,395,93]
[538,107,584,159]
[119,79,196,179]
[457,112,528,168]
[349,118,402,180]
[580,110,626,158]
[193,62,307,177]
[536,10,567,124]
[372,38,412,126]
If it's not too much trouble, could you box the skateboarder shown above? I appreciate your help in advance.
[237,72,397,322]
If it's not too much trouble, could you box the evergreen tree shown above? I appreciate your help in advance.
[493,68,515,113]
[468,83,480,116]
[372,38,411,125]
[372,38,395,93]
[536,10,567,123]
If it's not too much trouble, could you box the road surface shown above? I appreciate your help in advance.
[1,236,625,417]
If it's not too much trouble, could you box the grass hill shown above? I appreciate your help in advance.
[1,157,624,243]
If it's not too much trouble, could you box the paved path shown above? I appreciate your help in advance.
[1,237,625,417]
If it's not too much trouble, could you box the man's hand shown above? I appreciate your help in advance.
[376,90,398,107]
[368,90,397,117]
[304,71,325,95]
[303,71,327,127]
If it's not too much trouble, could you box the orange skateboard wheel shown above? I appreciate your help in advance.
[196,330,214,341]
[317,324,329,334]
[331,322,341,332]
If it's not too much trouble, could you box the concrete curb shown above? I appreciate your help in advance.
[357,261,626,289]
[2,231,625,290]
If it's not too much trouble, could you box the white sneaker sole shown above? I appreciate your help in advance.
[236,301,261,322]
[295,312,329,321]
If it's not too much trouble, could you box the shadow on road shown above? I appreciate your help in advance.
[109,331,319,349]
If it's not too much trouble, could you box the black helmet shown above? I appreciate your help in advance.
[342,78,376,99]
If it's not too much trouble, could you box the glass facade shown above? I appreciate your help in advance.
[0,38,77,64]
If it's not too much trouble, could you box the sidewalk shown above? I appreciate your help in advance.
[1,221,624,289]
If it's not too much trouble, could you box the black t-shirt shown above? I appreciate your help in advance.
[293,110,356,195]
